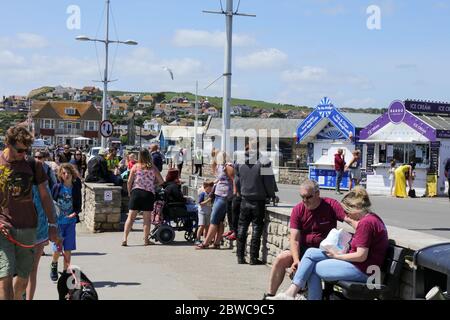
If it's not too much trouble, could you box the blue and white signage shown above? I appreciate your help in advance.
[296,97,356,142]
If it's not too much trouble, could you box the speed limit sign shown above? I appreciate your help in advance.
[100,120,114,138]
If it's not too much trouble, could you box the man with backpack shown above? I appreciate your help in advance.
[0,126,59,300]
[34,151,57,190]
[235,140,277,265]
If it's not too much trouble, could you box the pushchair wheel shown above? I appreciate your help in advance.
[156,225,175,244]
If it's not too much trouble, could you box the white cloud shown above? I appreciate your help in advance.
[236,48,288,70]
[0,50,25,66]
[16,33,48,49]
[172,29,256,48]
[281,66,328,83]
[0,33,48,49]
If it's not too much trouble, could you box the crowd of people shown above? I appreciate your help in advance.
[0,125,394,301]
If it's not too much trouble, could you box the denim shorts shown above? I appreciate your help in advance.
[210,196,228,225]
[51,222,77,252]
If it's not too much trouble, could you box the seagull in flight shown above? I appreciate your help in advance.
[163,66,174,80]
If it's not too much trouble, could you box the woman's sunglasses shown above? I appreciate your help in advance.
[34,156,43,159]
[12,145,28,153]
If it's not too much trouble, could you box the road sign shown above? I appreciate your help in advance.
[100,120,113,138]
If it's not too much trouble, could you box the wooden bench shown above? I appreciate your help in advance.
[323,242,407,300]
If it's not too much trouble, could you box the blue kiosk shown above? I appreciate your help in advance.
[296,97,379,190]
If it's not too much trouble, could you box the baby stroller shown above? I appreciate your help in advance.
[149,187,198,244]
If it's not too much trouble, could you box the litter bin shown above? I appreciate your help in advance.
[413,243,450,299]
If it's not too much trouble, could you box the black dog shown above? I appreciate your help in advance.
[57,269,98,300]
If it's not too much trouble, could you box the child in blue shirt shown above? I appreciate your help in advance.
[195,181,214,245]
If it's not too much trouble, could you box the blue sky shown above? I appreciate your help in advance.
[1,0,450,109]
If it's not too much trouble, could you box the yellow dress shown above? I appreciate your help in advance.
[394,165,409,198]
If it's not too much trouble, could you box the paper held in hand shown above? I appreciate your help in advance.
[320,228,353,255]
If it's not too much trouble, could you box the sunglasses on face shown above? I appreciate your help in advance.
[34,156,43,159]
[76,153,82,156]
[300,193,315,201]
[12,145,28,153]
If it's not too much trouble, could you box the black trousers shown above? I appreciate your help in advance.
[236,199,266,260]
[231,195,242,233]
[194,164,203,176]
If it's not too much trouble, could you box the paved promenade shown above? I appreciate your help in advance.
[34,222,290,300]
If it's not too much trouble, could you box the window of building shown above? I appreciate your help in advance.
[85,121,98,131]
[391,144,429,165]
[41,119,54,129]
[65,108,76,115]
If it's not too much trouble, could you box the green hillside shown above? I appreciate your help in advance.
[109,90,309,111]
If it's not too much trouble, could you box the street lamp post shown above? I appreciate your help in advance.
[76,0,137,149]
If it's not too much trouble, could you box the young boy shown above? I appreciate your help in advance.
[195,181,214,245]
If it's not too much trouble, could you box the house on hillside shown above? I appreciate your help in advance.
[32,101,101,146]
[143,118,164,132]
[138,95,154,108]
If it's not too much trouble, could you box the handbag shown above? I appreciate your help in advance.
[320,228,353,255]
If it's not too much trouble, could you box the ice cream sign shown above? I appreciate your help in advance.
[296,97,355,142]
[360,100,437,141]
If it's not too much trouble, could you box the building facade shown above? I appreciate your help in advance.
[32,101,102,146]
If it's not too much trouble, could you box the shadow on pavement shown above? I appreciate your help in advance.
[93,281,141,288]
[410,228,450,232]
[72,252,108,256]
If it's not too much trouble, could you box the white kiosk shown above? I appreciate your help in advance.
[296,97,379,190]
[359,100,450,196]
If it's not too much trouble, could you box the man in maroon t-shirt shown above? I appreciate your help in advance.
[334,148,345,194]
[263,179,357,299]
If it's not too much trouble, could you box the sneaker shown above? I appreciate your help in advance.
[250,259,265,265]
[262,293,275,300]
[50,262,58,281]
[222,230,233,238]
[265,292,295,300]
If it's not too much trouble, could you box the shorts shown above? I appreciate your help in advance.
[51,222,76,252]
[129,189,155,211]
[0,228,36,279]
[349,168,361,180]
[198,211,211,226]
[210,196,228,225]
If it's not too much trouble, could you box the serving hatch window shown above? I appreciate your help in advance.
[384,144,429,165]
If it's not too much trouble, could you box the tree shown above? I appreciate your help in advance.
[154,92,166,103]
[120,135,128,145]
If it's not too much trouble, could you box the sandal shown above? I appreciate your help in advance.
[121,241,127,247]
[195,242,209,250]
[211,243,221,249]
[144,239,154,246]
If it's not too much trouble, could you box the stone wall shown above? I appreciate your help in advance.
[182,162,309,186]
[278,168,309,185]
[81,182,124,232]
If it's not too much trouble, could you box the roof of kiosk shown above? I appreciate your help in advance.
[296,97,379,143]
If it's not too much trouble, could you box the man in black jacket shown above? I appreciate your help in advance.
[150,144,164,173]
[235,140,277,265]
[85,148,110,183]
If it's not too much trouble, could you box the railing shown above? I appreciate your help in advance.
[54,128,83,135]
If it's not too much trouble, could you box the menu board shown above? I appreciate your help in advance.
[366,144,375,174]
[309,167,349,189]
[429,142,440,174]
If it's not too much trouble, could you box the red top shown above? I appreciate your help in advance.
[289,198,346,248]
[128,160,136,170]
[334,153,345,171]
[349,213,389,274]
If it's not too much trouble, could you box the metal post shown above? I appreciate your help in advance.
[222,0,233,156]
[101,0,110,149]
[193,80,199,173]
[203,1,255,157]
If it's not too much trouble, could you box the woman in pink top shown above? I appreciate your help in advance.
[122,149,164,246]
[268,186,389,300]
